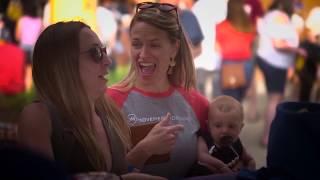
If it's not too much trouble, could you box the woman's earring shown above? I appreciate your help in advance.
[168,57,176,75]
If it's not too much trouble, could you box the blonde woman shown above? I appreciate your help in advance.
[107,2,210,178]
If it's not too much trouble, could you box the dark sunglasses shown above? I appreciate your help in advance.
[136,2,178,14]
[81,46,107,63]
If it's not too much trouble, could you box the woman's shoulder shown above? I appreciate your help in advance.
[18,102,53,156]
[20,102,50,120]
[19,102,51,130]
[176,87,209,129]
[217,20,229,26]
[107,87,130,97]
[176,87,209,103]
[216,20,230,30]
[106,87,130,108]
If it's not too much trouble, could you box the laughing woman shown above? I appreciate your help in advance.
[107,2,210,178]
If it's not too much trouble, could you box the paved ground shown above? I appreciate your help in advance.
[240,69,269,169]
[237,68,296,169]
[241,99,267,169]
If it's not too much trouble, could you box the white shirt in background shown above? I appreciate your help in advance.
[192,0,228,71]
[305,7,320,36]
[257,10,299,69]
[96,6,118,47]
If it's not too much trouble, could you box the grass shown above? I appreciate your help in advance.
[0,87,36,122]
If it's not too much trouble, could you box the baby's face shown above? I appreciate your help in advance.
[208,112,243,147]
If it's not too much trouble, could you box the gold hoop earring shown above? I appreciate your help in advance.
[168,66,173,75]
[168,57,175,75]
[170,57,176,66]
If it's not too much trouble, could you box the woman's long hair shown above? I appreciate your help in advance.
[32,21,130,170]
[227,0,254,33]
[113,7,196,91]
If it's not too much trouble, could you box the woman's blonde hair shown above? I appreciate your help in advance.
[113,6,196,91]
[32,21,130,170]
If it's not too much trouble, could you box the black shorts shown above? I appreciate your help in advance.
[256,56,287,94]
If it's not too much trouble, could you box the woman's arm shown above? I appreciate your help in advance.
[18,103,54,159]
[15,19,22,42]
[267,11,307,57]
[126,113,184,169]
[272,39,307,57]
[126,140,152,169]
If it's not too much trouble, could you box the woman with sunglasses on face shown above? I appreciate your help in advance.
[18,21,165,180]
[107,2,231,179]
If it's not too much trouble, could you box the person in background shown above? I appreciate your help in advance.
[15,0,42,64]
[18,21,165,180]
[298,7,320,102]
[192,0,228,99]
[189,95,255,176]
[255,0,306,146]
[15,0,42,91]
[243,0,264,121]
[216,0,256,102]
[107,2,208,178]
[160,0,203,59]
[106,1,133,86]
[96,0,118,49]
[0,24,25,96]
[0,13,12,42]
[244,0,264,26]
[291,0,305,38]
[282,0,305,102]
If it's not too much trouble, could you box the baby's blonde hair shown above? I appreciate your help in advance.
[209,95,244,123]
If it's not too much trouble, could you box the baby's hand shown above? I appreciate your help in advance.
[218,165,233,174]
[231,161,243,172]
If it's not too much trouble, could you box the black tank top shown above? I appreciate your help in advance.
[40,101,127,175]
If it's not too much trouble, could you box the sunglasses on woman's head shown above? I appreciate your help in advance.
[81,46,107,63]
[136,2,178,13]
[135,2,181,32]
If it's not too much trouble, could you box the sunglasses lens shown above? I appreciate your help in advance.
[89,47,102,62]
[159,4,175,11]
[137,3,176,14]
[139,3,154,10]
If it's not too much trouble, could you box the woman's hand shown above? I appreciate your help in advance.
[140,113,184,155]
[126,113,184,168]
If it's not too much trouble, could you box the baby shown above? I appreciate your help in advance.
[189,95,255,176]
